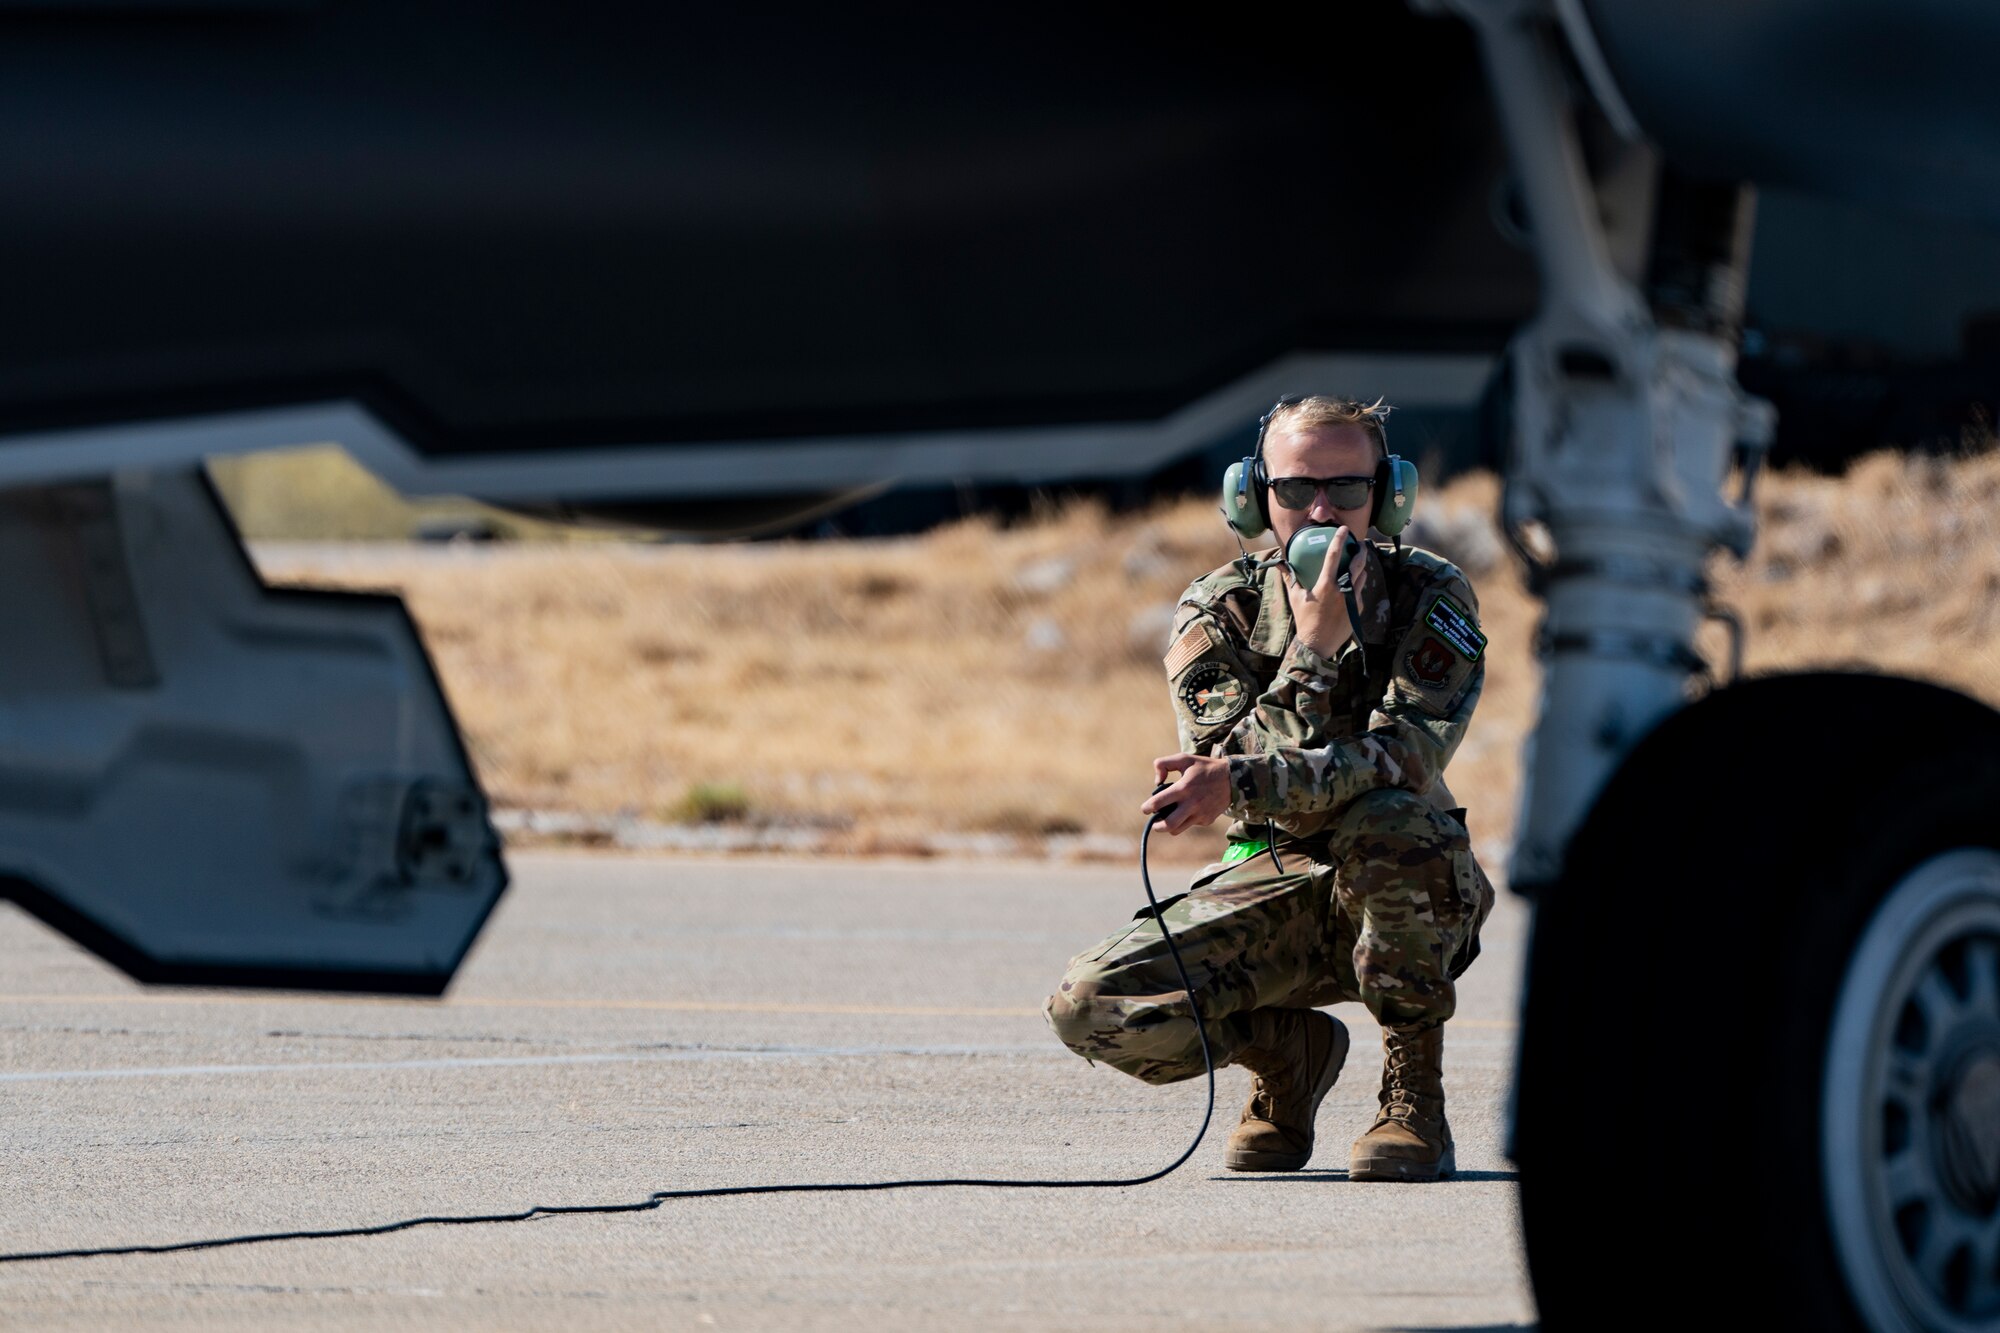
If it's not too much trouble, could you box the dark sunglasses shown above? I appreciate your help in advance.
[1267,474,1375,511]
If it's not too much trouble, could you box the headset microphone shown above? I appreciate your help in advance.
[1283,524,1357,594]
[1281,526,1370,680]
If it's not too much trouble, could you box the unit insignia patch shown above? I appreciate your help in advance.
[1178,661,1250,725]
[1407,635,1457,689]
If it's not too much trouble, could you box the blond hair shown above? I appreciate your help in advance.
[1264,395,1392,461]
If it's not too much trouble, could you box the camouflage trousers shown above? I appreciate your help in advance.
[1044,787,1495,1085]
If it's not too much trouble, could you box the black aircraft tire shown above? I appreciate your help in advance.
[1516,674,2000,1332]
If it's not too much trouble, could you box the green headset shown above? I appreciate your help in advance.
[1220,395,1419,540]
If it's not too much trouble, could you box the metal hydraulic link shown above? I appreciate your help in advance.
[1430,0,1771,891]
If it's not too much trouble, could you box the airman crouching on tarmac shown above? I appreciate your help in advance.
[1044,395,1495,1181]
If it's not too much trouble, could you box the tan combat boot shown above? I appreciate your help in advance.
[1349,1024,1456,1182]
[1222,1008,1351,1172]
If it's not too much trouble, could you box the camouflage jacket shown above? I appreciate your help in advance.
[1164,542,1485,841]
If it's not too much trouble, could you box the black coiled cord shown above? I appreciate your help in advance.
[0,808,1214,1264]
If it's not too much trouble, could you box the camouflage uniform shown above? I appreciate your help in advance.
[1045,543,1496,1084]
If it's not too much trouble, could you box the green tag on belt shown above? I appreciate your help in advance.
[1222,839,1269,866]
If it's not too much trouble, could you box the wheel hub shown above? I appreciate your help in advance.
[1937,1046,2000,1219]
[1824,848,2000,1332]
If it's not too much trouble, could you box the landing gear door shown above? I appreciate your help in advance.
[0,469,507,995]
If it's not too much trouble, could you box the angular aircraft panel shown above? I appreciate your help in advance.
[0,471,504,993]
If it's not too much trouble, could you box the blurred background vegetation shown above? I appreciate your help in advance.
[235,438,2000,865]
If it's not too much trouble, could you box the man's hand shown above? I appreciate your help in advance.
[1141,753,1231,834]
[1284,524,1370,659]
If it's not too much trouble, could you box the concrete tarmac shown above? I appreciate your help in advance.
[0,852,1537,1331]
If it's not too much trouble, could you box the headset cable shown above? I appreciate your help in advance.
[0,804,1214,1264]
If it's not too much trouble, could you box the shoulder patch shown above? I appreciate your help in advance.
[1178,661,1251,726]
[1424,594,1486,662]
[1164,620,1217,678]
[1407,636,1456,688]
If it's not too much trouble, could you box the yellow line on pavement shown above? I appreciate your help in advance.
[0,991,1518,1028]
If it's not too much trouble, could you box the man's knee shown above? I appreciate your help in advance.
[1043,961,1206,1086]
[1332,789,1485,1025]
[1043,964,1108,1054]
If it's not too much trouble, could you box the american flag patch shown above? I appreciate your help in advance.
[1164,620,1216,678]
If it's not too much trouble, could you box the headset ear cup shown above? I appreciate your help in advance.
[1374,456,1419,536]
[1220,458,1268,538]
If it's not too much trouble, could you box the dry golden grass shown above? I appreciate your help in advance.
[1714,449,2000,697]
[255,446,2000,862]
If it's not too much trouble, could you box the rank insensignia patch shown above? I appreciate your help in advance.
[1407,635,1456,689]
[1423,594,1486,662]
[1178,661,1250,725]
